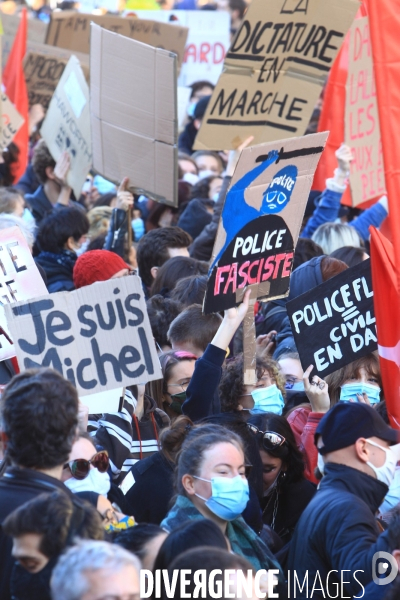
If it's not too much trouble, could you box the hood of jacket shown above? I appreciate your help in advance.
[287,255,324,301]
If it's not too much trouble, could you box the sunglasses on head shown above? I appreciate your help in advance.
[246,424,286,450]
[64,450,109,480]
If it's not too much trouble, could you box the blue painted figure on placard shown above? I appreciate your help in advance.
[210,150,298,270]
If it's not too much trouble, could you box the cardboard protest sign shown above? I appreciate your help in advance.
[1,13,47,66]
[194,0,358,150]
[203,131,328,314]
[5,276,162,396]
[45,12,188,70]
[0,226,48,361]
[80,387,123,414]
[345,17,386,206]
[132,10,230,86]
[287,259,377,376]
[40,55,92,200]
[23,43,89,110]
[1,93,24,150]
[91,24,178,206]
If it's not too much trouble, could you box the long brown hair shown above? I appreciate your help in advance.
[325,352,382,406]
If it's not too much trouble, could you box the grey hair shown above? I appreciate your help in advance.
[311,222,362,255]
[50,540,141,600]
[0,214,35,248]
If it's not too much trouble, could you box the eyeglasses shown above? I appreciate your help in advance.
[64,450,109,480]
[247,424,286,450]
[167,380,191,393]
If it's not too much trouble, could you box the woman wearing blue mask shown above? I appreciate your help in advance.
[161,425,283,579]
[247,413,316,545]
[219,355,286,419]
[325,352,382,406]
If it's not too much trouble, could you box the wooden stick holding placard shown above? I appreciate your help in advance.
[243,288,258,385]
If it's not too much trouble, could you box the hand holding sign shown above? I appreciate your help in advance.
[53,151,71,187]
[116,177,134,211]
[211,288,251,352]
[303,365,330,414]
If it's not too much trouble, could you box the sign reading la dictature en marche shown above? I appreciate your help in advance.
[286,259,377,376]
[194,0,359,150]
[203,131,328,314]
[4,276,162,396]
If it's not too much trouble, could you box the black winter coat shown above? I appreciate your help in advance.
[287,463,392,599]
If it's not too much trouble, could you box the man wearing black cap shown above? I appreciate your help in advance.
[287,402,400,599]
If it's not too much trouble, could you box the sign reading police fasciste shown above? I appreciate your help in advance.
[286,259,376,376]
[4,276,162,396]
[203,131,328,314]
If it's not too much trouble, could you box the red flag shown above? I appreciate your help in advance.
[367,0,400,295]
[3,8,29,182]
[370,228,400,428]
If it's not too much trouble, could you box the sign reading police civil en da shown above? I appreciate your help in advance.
[203,131,328,314]
[286,259,377,377]
[4,276,162,396]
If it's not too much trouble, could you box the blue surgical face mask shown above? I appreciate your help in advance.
[249,384,284,415]
[339,382,381,404]
[285,380,304,391]
[194,475,249,521]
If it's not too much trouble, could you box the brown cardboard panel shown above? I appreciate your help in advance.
[5,276,162,396]
[23,45,89,110]
[1,92,24,150]
[90,24,178,206]
[194,0,359,150]
[345,17,386,206]
[203,131,329,313]
[41,56,92,200]
[2,13,47,66]
[0,226,48,361]
[45,11,188,69]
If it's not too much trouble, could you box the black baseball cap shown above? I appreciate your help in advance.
[315,403,399,455]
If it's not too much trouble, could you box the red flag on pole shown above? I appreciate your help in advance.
[3,8,29,182]
[367,0,400,295]
[370,228,400,428]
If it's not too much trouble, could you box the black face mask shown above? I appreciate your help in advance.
[10,556,58,600]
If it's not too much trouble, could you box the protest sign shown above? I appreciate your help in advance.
[1,93,24,150]
[132,10,230,86]
[194,0,358,150]
[23,43,89,110]
[345,17,386,206]
[80,387,123,414]
[40,55,92,200]
[45,12,188,70]
[0,226,48,361]
[287,259,377,376]
[91,24,178,206]
[203,131,328,314]
[5,276,162,396]
[2,13,47,66]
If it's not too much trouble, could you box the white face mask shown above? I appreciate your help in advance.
[64,467,111,496]
[366,440,400,487]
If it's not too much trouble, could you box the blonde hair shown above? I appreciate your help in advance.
[312,223,362,255]
[87,206,112,239]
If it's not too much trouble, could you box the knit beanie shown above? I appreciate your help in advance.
[73,250,131,289]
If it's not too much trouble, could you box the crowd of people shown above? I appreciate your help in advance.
[0,2,398,600]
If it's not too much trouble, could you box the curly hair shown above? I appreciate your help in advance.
[248,412,306,485]
[1,369,78,469]
[146,295,183,349]
[3,491,104,558]
[32,139,56,185]
[219,355,286,413]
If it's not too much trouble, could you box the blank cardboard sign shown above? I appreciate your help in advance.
[203,131,328,314]
[41,55,92,200]
[287,259,376,376]
[0,226,48,361]
[194,0,358,150]
[90,24,178,206]
[5,276,162,396]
